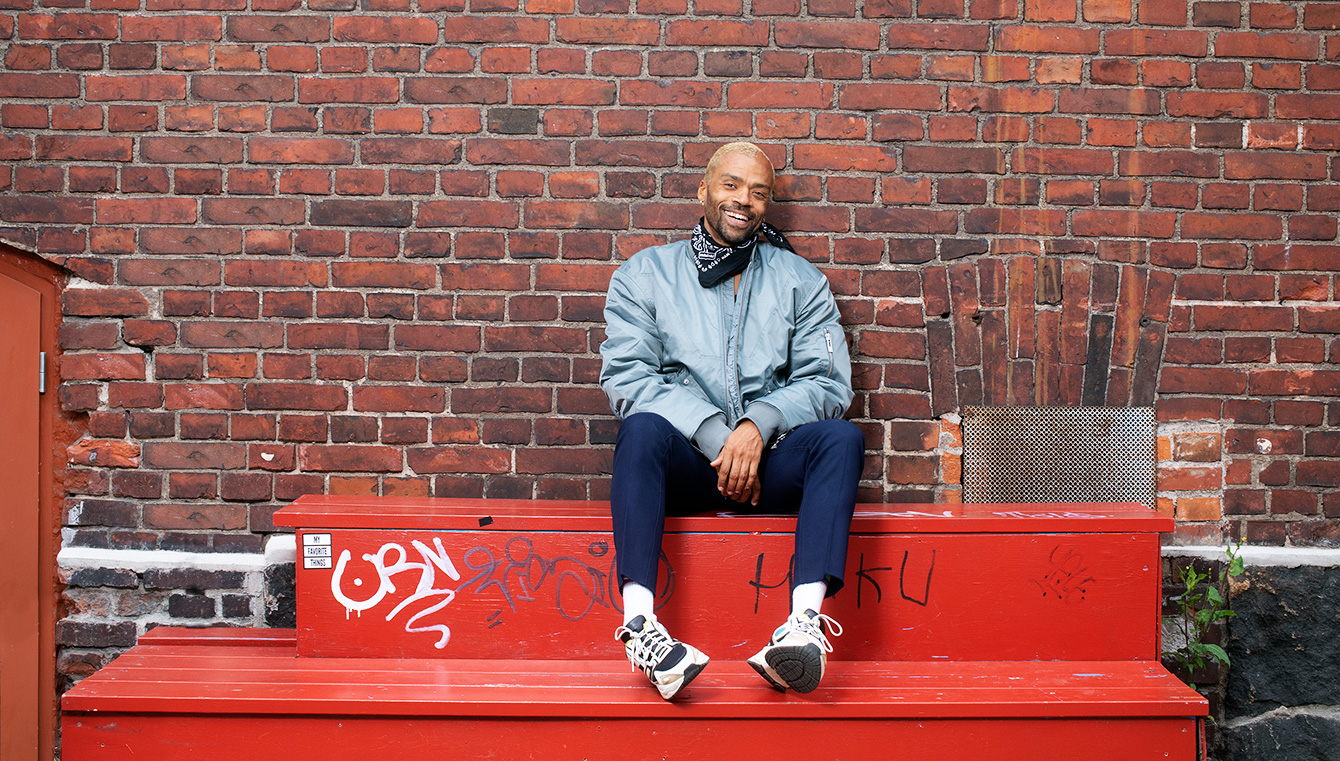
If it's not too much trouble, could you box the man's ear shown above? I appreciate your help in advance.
[697,180,707,204]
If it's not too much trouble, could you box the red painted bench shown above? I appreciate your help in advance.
[60,497,1207,761]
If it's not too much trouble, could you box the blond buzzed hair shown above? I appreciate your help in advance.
[703,142,775,180]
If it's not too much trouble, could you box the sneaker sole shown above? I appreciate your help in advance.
[659,659,707,700]
[746,657,787,693]
[764,644,823,694]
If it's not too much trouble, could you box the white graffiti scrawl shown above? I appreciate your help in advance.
[331,539,461,648]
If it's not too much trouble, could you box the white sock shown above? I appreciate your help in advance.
[621,582,655,625]
[791,581,827,618]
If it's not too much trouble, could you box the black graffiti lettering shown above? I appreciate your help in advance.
[749,552,793,614]
[461,546,515,612]
[855,553,893,609]
[899,549,936,607]
[1033,546,1095,605]
[458,536,674,622]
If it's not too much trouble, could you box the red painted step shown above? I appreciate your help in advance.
[274,496,1170,662]
[60,499,1204,761]
[61,628,1204,761]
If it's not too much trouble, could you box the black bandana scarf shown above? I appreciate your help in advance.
[690,218,796,288]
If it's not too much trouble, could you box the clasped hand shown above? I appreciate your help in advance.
[710,420,763,506]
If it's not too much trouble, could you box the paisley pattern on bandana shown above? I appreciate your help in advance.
[689,218,795,289]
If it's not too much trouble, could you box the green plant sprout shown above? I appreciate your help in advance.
[1163,540,1245,689]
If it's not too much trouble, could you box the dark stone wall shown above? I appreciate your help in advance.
[264,561,297,629]
[1219,564,1340,761]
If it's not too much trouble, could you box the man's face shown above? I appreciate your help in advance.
[697,151,774,247]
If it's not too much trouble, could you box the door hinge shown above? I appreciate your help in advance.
[39,351,46,394]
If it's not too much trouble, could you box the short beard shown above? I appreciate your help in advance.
[705,206,759,247]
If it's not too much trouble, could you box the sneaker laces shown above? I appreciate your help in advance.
[785,611,843,653]
[615,620,678,676]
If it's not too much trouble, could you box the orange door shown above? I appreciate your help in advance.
[0,269,42,761]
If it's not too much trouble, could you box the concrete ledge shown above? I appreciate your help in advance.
[1161,545,1340,568]
[265,534,296,565]
[58,546,268,573]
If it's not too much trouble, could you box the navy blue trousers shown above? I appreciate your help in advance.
[610,412,864,598]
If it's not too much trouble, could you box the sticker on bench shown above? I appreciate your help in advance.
[303,533,333,569]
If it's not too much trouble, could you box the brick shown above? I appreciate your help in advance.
[666,19,768,46]
[60,353,147,381]
[285,324,388,350]
[576,140,678,167]
[1058,88,1161,115]
[855,208,958,233]
[948,86,1054,113]
[67,439,142,469]
[775,20,880,49]
[224,260,327,288]
[994,24,1100,53]
[1168,92,1267,118]
[200,198,305,226]
[325,261,434,289]
[1012,147,1113,174]
[0,72,79,99]
[1118,150,1219,177]
[508,78,615,106]
[794,144,898,171]
[466,138,570,166]
[440,16,548,43]
[729,82,836,110]
[1182,213,1283,240]
[298,76,399,104]
[1159,367,1249,394]
[620,80,722,107]
[331,16,437,43]
[400,77,506,106]
[1106,28,1209,56]
[555,18,658,44]
[18,13,119,40]
[179,321,284,349]
[407,447,511,474]
[142,441,247,470]
[250,137,353,164]
[887,22,990,49]
[839,83,942,111]
[525,200,628,229]
[965,208,1066,235]
[1216,32,1320,59]
[226,15,328,41]
[122,15,221,41]
[1225,152,1327,181]
[57,621,136,649]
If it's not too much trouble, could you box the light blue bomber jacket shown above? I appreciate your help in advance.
[599,237,854,461]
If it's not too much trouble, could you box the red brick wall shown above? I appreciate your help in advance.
[2,2,1338,562]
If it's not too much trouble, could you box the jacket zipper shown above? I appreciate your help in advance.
[824,327,834,378]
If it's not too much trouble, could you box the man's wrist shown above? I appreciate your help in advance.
[692,413,732,461]
[740,402,784,445]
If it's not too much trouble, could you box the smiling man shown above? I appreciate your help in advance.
[600,142,864,700]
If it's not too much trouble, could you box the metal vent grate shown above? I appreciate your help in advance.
[961,406,1156,511]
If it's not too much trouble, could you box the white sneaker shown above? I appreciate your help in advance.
[615,615,710,700]
[747,609,842,694]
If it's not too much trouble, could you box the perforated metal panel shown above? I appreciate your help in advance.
[961,406,1156,510]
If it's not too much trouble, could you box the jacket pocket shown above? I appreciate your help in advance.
[668,366,713,403]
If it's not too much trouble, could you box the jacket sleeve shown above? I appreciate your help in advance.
[599,265,726,443]
[743,275,853,438]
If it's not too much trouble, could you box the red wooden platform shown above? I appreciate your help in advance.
[60,498,1206,761]
[275,496,1169,661]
